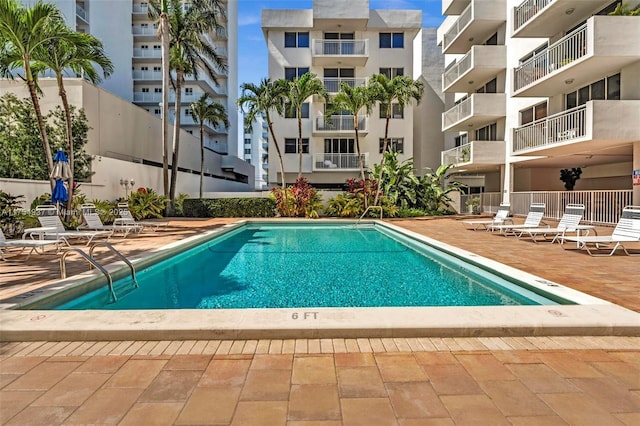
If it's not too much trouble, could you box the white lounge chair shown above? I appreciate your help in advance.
[116,202,169,232]
[28,205,112,245]
[461,203,513,230]
[79,204,142,238]
[514,203,593,243]
[489,203,546,236]
[561,206,640,256]
[1,228,62,261]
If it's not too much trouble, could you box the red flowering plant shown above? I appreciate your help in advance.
[270,177,322,218]
[325,177,397,218]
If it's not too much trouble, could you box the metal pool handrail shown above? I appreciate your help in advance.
[89,241,138,289]
[60,248,117,302]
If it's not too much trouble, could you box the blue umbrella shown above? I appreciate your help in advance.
[50,149,71,205]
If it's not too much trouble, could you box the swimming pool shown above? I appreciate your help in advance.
[39,222,564,310]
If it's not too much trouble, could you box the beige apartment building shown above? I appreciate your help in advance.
[261,0,443,188]
[438,0,640,217]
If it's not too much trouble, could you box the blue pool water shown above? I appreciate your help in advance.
[50,223,562,310]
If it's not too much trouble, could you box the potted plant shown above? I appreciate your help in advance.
[560,167,582,191]
[465,197,481,214]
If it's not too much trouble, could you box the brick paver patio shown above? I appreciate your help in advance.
[1,217,639,424]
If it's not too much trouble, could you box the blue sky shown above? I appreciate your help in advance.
[236,0,444,91]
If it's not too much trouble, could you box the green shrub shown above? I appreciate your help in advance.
[183,197,276,218]
[127,188,168,219]
[0,190,37,237]
[396,208,428,218]
[270,178,322,218]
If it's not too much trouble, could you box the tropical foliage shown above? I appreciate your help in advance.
[0,190,35,237]
[127,188,168,220]
[271,177,322,218]
[0,93,92,181]
[191,93,229,198]
[325,178,398,218]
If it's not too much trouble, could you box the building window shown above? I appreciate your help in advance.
[285,32,309,48]
[154,108,161,115]
[141,66,148,71]
[379,67,403,79]
[324,138,354,153]
[565,73,621,109]
[141,87,149,93]
[185,108,192,116]
[285,138,309,154]
[379,32,404,48]
[454,134,468,147]
[484,32,498,46]
[185,87,193,95]
[154,87,162,93]
[284,67,310,81]
[140,44,149,49]
[244,148,251,154]
[476,78,497,94]
[153,45,161,50]
[379,138,404,153]
[379,103,404,119]
[153,66,161,72]
[285,103,309,119]
[520,102,547,125]
[475,123,497,141]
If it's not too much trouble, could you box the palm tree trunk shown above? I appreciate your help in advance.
[160,9,170,198]
[26,76,54,191]
[57,75,74,218]
[199,123,204,199]
[373,114,391,207]
[297,113,303,179]
[168,69,183,213]
[266,114,286,189]
[354,116,367,210]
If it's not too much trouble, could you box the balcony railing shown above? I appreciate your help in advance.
[514,24,587,91]
[443,3,473,51]
[443,97,472,128]
[132,3,148,13]
[313,153,367,170]
[315,115,367,132]
[76,3,88,22]
[133,70,162,80]
[443,53,473,89]
[132,26,157,36]
[312,39,368,56]
[442,143,472,166]
[323,78,367,93]
[513,105,586,153]
[513,0,552,31]
[133,91,206,103]
[133,48,161,58]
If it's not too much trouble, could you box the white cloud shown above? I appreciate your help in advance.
[238,14,261,26]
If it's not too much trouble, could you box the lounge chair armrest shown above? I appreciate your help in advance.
[114,218,136,226]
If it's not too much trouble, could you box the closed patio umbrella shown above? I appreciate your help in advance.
[50,149,71,206]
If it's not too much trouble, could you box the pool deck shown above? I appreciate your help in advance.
[1,216,639,424]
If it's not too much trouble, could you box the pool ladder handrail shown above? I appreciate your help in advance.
[355,205,383,226]
[59,242,137,303]
[60,247,117,302]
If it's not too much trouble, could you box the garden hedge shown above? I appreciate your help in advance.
[183,197,276,218]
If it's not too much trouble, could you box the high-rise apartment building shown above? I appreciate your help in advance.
[438,0,640,204]
[243,113,269,190]
[261,0,442,188]
[26,0,238,158]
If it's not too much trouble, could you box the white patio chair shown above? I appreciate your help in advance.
[489,203,547,236]
[29,205,112,245]
[116,203,169,232]
[79,204,142,238]
[0,228,62,261]
[561,206,640,256]
[514,203,593,243]
[461,203,513,231]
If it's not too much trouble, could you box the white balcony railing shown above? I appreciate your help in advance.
[313,153,367,170]
[133,90,206,103]
[443,3,473,51]
[323,78,367,93]
[513,105,586,153]
[132,70,162,80]
[443,97,472,128]
[76,3,88,22]
[514,24,587,91]
[315,115,367,132]
[312,39,368,56]
[132,26,157,36]
[513,0,552,31]
[132,3,149,13]
[133,48,161,58]
[441,143,472,166]
[443,53,473,89]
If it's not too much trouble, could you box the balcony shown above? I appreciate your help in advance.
[262,142,269,150]
[513,17,640,96]
[313,115,368,135]
[512,100,640,155]
[441,140,505,169]
[132,3,148,14]
[312,39,368,66]
[133,48,161,59]
[443,0,470,15]
[442,45,506,93]
[323,77,367,94]
[132,70,162,80]
[442,0,506,54]
[513,0,612,38]
[313,153,367,171]
[76,3,88,24]
[442,93,506,132]
[132,26,157,36]
[133,90,206,104]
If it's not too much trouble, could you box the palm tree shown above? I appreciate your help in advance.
[329,83,376,181]
[0,0,75,186]
[191,93,228,198]
[238,78,288,189]
[32,29,113,214]
[369,74,424,207]
[286,72,327,178]
[149,0,226,214]
[157,0,171,198]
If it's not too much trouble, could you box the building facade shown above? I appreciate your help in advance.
[23,0,239,159]
[262,0,441,188]
[438,0,640,204]
[243,113,269,190]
